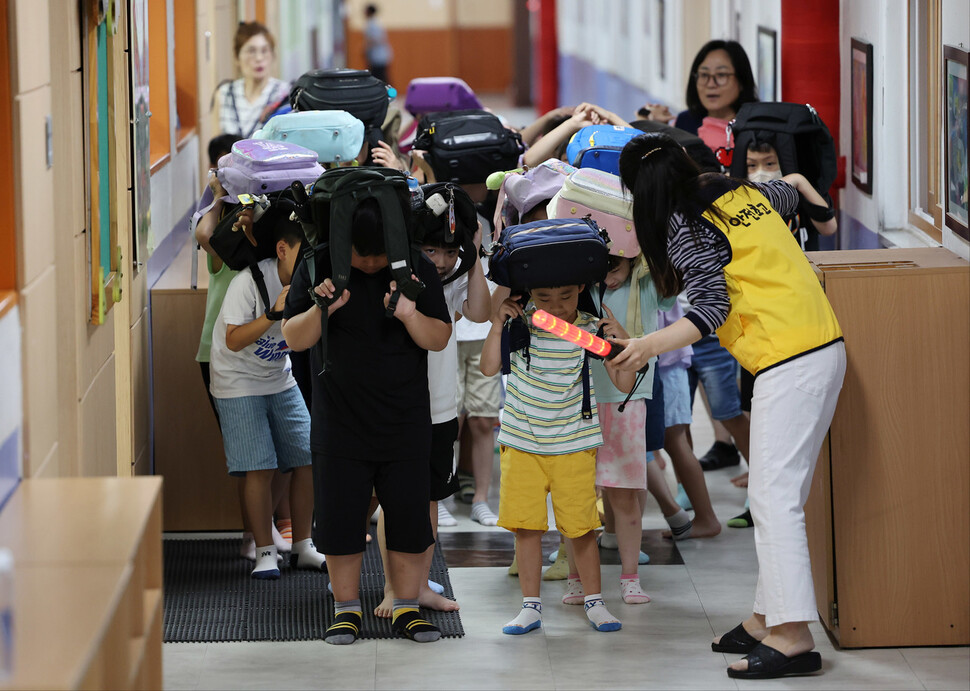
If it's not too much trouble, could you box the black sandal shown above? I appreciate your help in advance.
[726,643,822,679]
[711,621,760,653]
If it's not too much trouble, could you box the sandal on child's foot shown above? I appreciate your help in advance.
[323,612,361,645]
[392,610,441,642]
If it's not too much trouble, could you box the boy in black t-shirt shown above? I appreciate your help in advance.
[282,199,451,644]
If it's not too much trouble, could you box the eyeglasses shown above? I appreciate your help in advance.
[694,71,735,86]
[241,46,272,58]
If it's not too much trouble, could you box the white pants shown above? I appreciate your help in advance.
[749,341,846,627]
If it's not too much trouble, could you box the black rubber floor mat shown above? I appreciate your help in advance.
[163,537,464,642]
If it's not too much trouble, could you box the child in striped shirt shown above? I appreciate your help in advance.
[480,284,635,635]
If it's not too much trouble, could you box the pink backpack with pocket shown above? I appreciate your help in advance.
[547,167,639,258]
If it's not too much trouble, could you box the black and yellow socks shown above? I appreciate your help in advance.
[391,599,441,643]
[324,600,362,645]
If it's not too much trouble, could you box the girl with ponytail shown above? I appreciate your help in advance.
[613,132,846,681]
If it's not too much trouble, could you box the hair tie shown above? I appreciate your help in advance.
[641,147,662,160]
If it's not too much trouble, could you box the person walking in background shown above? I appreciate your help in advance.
[364,4,393,84]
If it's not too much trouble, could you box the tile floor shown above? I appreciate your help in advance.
[163,398,970,690]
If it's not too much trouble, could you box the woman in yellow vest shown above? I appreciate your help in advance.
[613,132,845,680]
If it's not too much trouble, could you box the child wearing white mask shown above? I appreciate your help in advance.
[745,142,809,248]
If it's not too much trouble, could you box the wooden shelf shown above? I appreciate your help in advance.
[0,477,163,689]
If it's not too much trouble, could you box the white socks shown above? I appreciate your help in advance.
[471,502,499,526]
[620,575,651,604]
[252,545,280,579]
[584,594,621,631]
[290,538,327,570]
[666,508,693,540]
[272,522,291,553]
[598,531,618,549]
[437,502,458,527]
[562,576,585,605]
[502,598,542,635]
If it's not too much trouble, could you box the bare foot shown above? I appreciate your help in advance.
[374,590,394,618]
[731,472,749,488]
[662,516,722,540]
[419,585,460,612]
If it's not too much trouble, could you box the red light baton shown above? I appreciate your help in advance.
[531,309,624,359]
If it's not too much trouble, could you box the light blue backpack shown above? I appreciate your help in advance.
[253,110,364,164]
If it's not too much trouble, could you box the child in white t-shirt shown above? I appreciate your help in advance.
[209,219,325,579]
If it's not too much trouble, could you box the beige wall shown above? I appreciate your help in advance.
[9,0,143,479]
[345,0,512,30]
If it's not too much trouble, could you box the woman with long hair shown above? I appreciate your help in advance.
[611,132,844,680]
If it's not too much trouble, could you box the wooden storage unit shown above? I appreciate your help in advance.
[151,239,242,530]
[805,248,970,648]
[0,477,163,689]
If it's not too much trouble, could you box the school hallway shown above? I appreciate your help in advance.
[161,397,970,691]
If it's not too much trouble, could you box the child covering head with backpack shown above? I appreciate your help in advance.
[373,183,491,618]
[480,275,636,634]
[282,184,452,645]
[208,217,325,580]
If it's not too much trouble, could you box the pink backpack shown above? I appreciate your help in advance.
[492,159,576,240]
[548,168,639,258]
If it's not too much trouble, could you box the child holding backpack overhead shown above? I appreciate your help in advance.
[283,178,452,644]
[480,276,636,634]
[373,183,491,618]
[208,218,326,580]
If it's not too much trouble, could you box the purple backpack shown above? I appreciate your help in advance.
[404,77,483,115]
[217,139,324,199]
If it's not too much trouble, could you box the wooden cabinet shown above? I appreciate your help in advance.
[805,248,970,648]
[150,240,242,530]
[0,477,163,689]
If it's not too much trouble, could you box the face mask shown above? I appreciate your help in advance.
[748,168,783,184]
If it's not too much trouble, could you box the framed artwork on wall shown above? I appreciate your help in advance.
[757,26,777,102]
[943,45,969,240]
[851,38,874,194]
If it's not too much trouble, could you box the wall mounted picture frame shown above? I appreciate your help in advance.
[757,26,777,102]
[851,38,874,194]
[943,45,969,240]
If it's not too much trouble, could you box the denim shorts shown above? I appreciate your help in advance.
[644,367,666,452]
[687,334,743,420]
[213,386,311,476]
[660,364,692,427]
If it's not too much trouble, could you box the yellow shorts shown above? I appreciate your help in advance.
[497,446,600,539]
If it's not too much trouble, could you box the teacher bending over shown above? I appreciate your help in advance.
[613,132,845,681]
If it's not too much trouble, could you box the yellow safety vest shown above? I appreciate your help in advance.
[700,183,842,375]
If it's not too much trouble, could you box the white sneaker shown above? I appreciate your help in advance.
[437,502,458,527]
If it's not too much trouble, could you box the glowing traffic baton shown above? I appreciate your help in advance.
[531,309,623,359]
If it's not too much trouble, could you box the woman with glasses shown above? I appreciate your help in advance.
[644,39,758,151]
[215,22,291,138]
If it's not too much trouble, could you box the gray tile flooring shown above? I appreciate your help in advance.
[163,400,970,690]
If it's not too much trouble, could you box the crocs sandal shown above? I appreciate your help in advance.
[726,643,822,679]
[392,609,441,642]
[711,621,760,654]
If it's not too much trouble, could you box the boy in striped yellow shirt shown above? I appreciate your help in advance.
[480,284,635,635]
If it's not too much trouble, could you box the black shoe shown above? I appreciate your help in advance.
[699,441,740,470]
[726,643,822,679]
[712,621,760,654]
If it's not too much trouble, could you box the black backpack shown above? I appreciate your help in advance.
[298,167,425,373]
[728,102,837,200]
[412,109,524,184]
[413,182,479,286]
[209,198,305,320]
[289,68,389,147]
